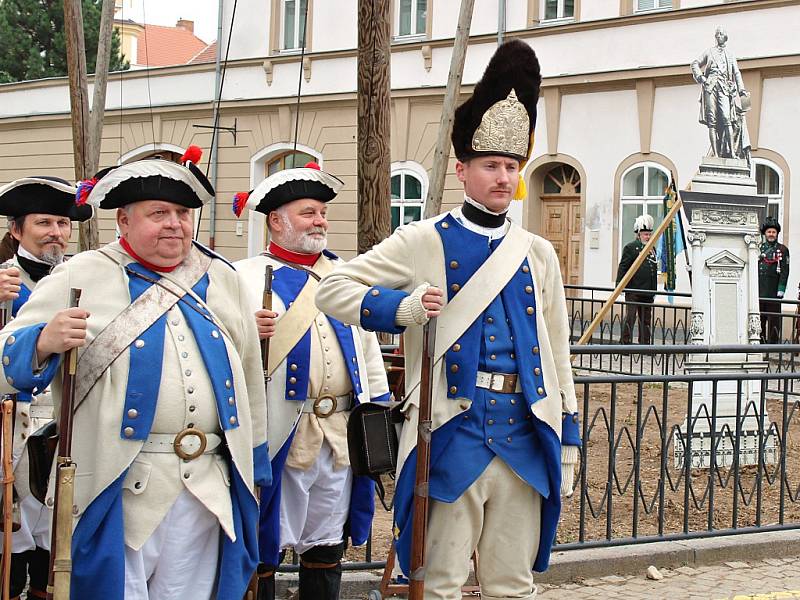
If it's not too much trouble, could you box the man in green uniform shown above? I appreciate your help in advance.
[616,214,658,344]
[758,217,789,343]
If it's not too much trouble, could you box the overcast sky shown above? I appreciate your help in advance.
[119,1,221,44]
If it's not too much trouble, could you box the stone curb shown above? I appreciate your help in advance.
[275,529,800,598]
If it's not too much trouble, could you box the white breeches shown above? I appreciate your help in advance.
[424,457,542,600]
[279,439,352,556]
[10,494,50,553]
[124,490,220,600]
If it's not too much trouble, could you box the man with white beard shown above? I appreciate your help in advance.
[233,163,390,600]
[0,176,92,600]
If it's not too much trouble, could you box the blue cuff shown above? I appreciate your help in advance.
[253,441,272,488]
[369,391,392,404]
[2,324,61,396]
[562,412,581,447]
[360,286,408,334]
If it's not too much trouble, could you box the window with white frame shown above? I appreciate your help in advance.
[281,0,308,51]
[543,0,575,22]
[635,0,672,12]
[754,160,784,236]
[396,0,427,38]
[391,168,425,230]
[619,163,669,249]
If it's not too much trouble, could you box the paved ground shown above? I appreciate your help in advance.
[538,555,800,599]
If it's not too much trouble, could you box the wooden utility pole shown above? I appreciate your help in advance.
[356,0,391,254]
[64,0,115,251]
[424,0,475,218]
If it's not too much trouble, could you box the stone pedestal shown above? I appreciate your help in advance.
[673,158,776,469]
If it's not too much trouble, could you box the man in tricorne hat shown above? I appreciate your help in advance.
[0,176,92,600]
[316,40,580,599]
[0,148,270,600]
[232,162,390,600]
[616,214,658,344]
[758,216,789,343]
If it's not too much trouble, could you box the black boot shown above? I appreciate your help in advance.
[298,543,345,600]
[256,564,277,600]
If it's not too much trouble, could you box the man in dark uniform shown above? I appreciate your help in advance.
[617,214,658,344]
[758,216,789,343]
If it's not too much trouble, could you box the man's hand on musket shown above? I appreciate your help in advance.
[422,287,444,318]
[36,307,90,363]
[255,309,278,340]
[0,267,22,302]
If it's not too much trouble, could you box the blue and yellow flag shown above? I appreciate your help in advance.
[658,178,685,293]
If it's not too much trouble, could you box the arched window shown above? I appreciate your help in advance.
[266,150,315,177]
[390,164,426,231]
[753,160,784,234]
[619,162,669,249]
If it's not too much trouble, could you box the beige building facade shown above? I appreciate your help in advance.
[1,0,798,295]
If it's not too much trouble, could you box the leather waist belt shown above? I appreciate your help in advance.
[475,371,521,394]
[142,429,223,461]
[301,393,353,418]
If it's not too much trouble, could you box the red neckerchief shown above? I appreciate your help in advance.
[268,242,320,266]
[119,237,181,273]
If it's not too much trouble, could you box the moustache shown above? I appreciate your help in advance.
[42,236,64,244]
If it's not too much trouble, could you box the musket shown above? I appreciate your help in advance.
[244,264,273,600]
[0,262,20,600]
[408,319,436,600]
[47,288,82,600]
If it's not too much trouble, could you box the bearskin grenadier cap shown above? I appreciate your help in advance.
[231,162,343,218]
[0,176,93,221]
[76,145,214,210]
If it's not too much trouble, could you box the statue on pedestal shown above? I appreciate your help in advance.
[691,27,752,163]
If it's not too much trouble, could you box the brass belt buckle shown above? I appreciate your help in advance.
[313,394,338,418]
[173,427,207,461]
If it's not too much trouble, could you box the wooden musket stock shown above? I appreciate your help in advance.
[408,320,436,599]
[47,288,82,600]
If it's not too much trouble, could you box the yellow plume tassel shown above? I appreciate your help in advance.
[514,157,529,200]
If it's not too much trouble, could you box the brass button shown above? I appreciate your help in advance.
[449,386,457,394]
[450,364,459,373]
[487,437,494,444]
[46,497,54,507]
[442,222,449,229]
[134,339,145,349]
[459,402,469,410]
[288,390,296,397]
[508,418,515,424]
[532,346,540,355]
[123,427,134,438]
[510,399,516,405]
[450,260,459,269]
[228,397,235,406]
[2,356,8,366]
[490,354,496,360]
[211,330,220,339]
[185,369,192,377]
[451,284,460,292]
[229,416,237,425]
[5,376,11,385]
[510,353,515,359]
[127,409,138,419]
[507,436,512,442]
[6,336,14,345]
[537,387,544,395]
[525,286,533,294]
[188,386,195,394]
[134,481,142,489]
[522,265,529,273]
[225,379,232,389]
[371,289,380,296]
[289,376,297,384]
[362,309,371,317]
[290,364,298,371]
[489,335,495,342]
[452,344,461,352]
[184,472,191,479]
[178,335,185,342]
[189,405,196,412]
[181,352,188,358]
[526,307,534,315]
[488,419,494,425]
[534,367,541,376]
[490,399,496,405]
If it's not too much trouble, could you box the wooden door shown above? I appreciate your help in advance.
[542,196,582,285]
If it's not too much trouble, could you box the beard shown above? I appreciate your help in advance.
[38,238,66,266]
[278,213,327,254]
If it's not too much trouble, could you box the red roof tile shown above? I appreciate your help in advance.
[136,24,208,67]
[188,41,218,65]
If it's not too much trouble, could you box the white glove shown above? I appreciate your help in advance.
[777,291,784,299]
[561,445,579,498]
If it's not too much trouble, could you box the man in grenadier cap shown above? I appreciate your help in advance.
[0,176,91,600]
[758,216,789,343]
[616,214,658,344]
[233,162,390,600]
[316,40,580,599]
[0,148,270,599]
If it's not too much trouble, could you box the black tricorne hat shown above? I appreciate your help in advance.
[78,146,214,210]
[0,176,93,221]
[232,162,343,218]
[451,39,541,162]
[761,217,781,234]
